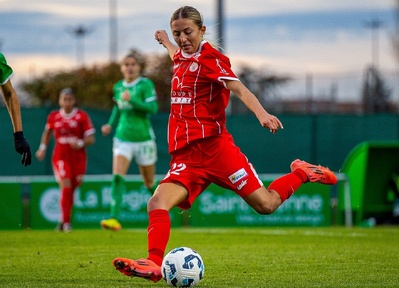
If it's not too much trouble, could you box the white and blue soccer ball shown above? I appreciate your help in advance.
[162,247,205,287]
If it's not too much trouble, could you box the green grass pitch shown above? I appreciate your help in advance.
[1,227,399,287]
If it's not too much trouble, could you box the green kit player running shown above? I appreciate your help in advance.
[101,51,159,231]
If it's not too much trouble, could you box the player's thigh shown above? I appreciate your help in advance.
[73,156,87,187]
[148,182,188,211]
[52,159,73,188]
[113,155,130,175]
[135,140,157,166]
[208,137,262,198]
[52,159,72,182]
[112,139,133,174]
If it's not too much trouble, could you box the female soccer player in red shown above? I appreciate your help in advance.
[36,88,95,232]
[112,6,337,282]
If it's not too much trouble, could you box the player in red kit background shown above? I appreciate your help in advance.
[36,88,95,232]
[112,6,338,282]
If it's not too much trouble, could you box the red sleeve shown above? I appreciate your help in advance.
[80,111,95,137]
[201,47,238,83]
[46,111,56,130]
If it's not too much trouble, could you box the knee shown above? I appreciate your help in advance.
[245,188,282,215]
[147,194,161,211]
[252,202,279,215]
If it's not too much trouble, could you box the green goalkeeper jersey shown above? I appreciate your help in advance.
[0,53,13,85]
[108,76,158,142]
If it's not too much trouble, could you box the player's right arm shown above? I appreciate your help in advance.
[35,124,52,161]
[155,30,178,60]
[102,103,120,136]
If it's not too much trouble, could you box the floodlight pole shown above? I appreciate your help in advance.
[69,25,91,67]
[109,0,118,63]
[366,19,383,70]
[216,0,224,52]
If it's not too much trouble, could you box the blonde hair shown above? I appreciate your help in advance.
[170,6,222,50]
[170,6,203,29]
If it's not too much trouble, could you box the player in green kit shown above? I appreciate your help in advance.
[101,51,159,231]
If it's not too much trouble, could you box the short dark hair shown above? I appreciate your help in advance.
[60,88,74,96]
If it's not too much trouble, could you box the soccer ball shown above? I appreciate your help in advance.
[162,247,205,287]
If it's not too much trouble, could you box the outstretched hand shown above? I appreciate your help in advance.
[258,113,284,134]
[101,124,112,137]
[154,30,169,45]
[14,131,32,166]
[154,30,178,59]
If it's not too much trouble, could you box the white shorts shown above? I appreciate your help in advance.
[113,138,157,166]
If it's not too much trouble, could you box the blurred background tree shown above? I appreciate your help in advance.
[362,65,392,113]
[20,49,173,111]
[21,62,120,109]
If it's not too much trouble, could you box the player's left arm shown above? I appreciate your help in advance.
[82,112,96,147]
[225,79,283,134]
[71,112,95,150]
[82,133,95,147]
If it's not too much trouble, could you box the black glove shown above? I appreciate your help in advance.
[14,131,32,166]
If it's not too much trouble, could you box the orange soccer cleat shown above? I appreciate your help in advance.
[290,159,338,185]
[112,257,162,283]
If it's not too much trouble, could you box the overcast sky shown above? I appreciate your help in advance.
[1,0,398,101]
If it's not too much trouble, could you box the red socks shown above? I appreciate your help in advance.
[60,187,73,223]
[147,209,171,266]
[268,170,307,203]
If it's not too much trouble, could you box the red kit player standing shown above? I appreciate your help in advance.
[36,88,95,232]
[112,6,338,282]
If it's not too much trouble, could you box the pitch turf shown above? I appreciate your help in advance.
[1,227,398,287]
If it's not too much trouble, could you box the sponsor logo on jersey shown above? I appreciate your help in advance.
[69,120,78,128]
[116,99,133,110]
[237,179,248,190]
[215,59,229,75]
[189,62,199,72]
[171,97,192,104]
[228,168,248,184]
[171,91,192,104]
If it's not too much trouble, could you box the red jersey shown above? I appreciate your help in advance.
[46,108,95,157]
[168,41,239,152]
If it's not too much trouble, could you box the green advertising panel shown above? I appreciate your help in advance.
[189,181,331,227]
[29,178,183,229]
[338,141,399,225]
[0,183,23,229]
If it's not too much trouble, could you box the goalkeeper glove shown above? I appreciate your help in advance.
[14,131,32,166]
